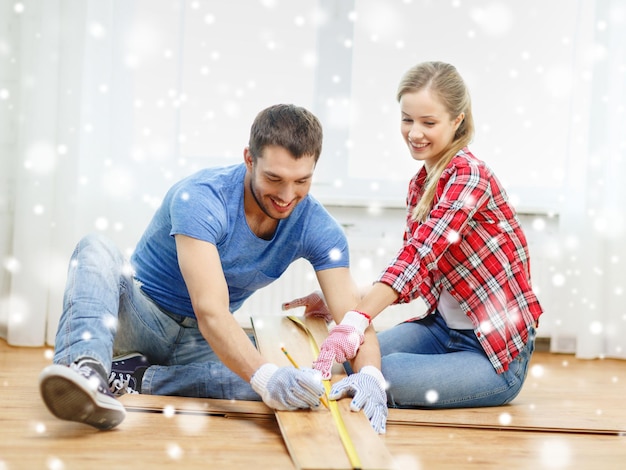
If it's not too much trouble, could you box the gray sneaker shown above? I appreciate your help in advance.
[108,353,149,397]
[39,363,126,430]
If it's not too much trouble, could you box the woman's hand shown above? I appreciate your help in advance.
[282,290,333,323]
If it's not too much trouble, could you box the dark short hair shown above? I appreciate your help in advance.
[248,104,323,162]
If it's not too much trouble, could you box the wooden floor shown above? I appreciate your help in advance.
[1,337,625,469]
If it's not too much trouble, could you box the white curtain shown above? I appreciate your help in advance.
[552,0,626,360]
[8,0,87,346]
[7,0,144,346]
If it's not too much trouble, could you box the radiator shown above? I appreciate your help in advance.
[234,258,319,327]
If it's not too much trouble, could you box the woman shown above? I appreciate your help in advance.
[310,61,543,414]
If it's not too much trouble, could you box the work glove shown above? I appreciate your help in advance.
[250,363,325,411]
[313,310,370,379]
[329,365,388,434]
[282,290,332,323]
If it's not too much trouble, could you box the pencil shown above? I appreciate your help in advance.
[280,346,329,409]
[281,346,300,368]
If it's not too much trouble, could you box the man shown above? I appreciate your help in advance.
[39,104,367,431]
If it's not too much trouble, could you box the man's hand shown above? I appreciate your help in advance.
[329,366,388,434]
[312,310,370,379]
[250,363,325,411]
[282,290,332,323]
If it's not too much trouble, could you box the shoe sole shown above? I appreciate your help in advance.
[39,364,126,430]
[112,352,146,361]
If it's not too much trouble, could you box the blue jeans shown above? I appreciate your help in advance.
[378,311,535,408]
[53,234,259,400]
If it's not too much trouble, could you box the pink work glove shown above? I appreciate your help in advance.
[282,290,333,323]
[313,310,370,379]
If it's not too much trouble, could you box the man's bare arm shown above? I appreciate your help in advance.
[175,234,264,381]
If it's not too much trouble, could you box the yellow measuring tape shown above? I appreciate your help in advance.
[286,316,362,470]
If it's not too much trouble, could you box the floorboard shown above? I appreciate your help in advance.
[1,334,625,469]
[252,315,395,469]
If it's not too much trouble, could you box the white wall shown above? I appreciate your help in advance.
[312,0,594,212]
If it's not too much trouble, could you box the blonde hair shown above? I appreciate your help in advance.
[397,62,475,222]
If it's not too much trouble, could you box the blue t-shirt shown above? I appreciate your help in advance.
[131,163,349,317]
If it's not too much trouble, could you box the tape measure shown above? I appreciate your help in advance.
[287,316,362,470]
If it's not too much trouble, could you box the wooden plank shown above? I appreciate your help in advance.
[252,315,394,470]
[120,349,626,436]
[253,315,352,469]
[386,406,625,435]
[120,394,272,420]
[119,393,624,436]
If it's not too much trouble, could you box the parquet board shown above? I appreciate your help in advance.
[119,340,626,437]
[251,315,394,470]
[120,389,625,437]
[120,393,272,420]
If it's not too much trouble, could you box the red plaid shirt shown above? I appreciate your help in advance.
[378,148,543,374]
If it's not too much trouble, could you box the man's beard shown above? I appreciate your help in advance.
[249,177,281,220]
